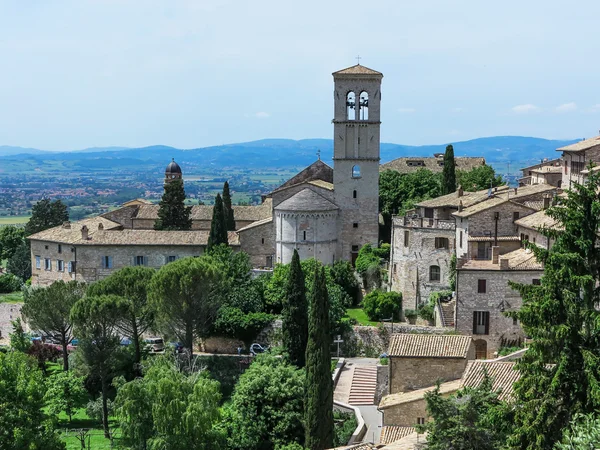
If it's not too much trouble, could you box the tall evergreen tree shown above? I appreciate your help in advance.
[222,181,236,231]
[305,266,334,450]
[25,198,69,236]
[507,167,600,449]
[207,194,228,251]
[282,249,308,367]
[154,179,192,230]
[441,144,456,195]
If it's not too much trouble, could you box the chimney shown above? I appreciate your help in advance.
[81,225,89,240]
[514,187,518,195]
[543,194,551,210]
[458,200,463,212]
[62,221,71,229]
[491,246,500,264]
[98,223,104,231]
[500,258,509,270]
[457,185,464,197]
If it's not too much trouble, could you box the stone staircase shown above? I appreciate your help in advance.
[348,366,378,405]
[440,299,456,328]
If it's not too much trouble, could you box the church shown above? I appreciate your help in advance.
[27,64,384,286]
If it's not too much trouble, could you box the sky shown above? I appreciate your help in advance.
[0,0,599,150]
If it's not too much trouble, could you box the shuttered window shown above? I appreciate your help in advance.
[473,311,490,335]
[101,256,113,269]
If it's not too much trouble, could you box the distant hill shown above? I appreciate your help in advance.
[0,136,579,174]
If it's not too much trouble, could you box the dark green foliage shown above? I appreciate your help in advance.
[27,341,61,374]
[87,266,155,366]
[44,370,88,423]
[22,280,86,371]
[442,144,456,195]
[330,260,359,306]
[154,178,192,230]
[197,355,242,400]
[207,193,229,250]
[362,290,402,321]
[0,352,66,450]
[449,253,457,291]
[507,168,600,449]
[0,225,25,260]
[0,273,22,293]
[24,198,69,236]
[9,317,31,353]
[223,354,305,450]
[355,244,383,289]
[419,375,512,450]
[282,249,309,367]
[556,413,600,449]
[214,307,275,347]
[305,266,334,450]
[222,181,236,231]
[333,411,358,448]
[456,165,504,191]
[372,243,391,261]
[6,241,31,281]
[418,290,453,322]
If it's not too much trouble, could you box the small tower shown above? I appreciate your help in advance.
[165,158,182,184]
[332,63,383,263]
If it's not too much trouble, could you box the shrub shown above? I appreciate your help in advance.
[417,302,435,322]
[213,306,275,347]
[362,290,402,321]
[404,309,418,320]
[86,397,113,424]
[0,273,22,293]
[372,243,391,261]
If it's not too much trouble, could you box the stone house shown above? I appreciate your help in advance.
[519,158,562,187]
[557,135,600,189]
[514,208,558,251]
[381,154,485,175]
[387,333,475,394]
[460,360,520,402]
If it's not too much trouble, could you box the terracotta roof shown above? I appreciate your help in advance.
[531,166,562,174]
[380,427,417,445]
[28,216,121,242]
[378,431,426,449]
[460,248,543,271]
[274,160,333,192]
[379,380,461,409]
[275,188,338,212]
[414,186,509,209]
[522,200,544,211]
[453,198,535,219]
[520,158,562,171]
[388,334,473,358]
[381,156,485,175]
[468,236,520,242]
[122,198,153,207]
[237,217,273,233]
[460,360,521,401]
[557,136,600,152]
[514,209,559,231]
[308,180,334,191]
[333,64,383,76]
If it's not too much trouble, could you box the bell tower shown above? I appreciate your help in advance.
[332,64,383,263]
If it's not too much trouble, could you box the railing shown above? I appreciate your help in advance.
[402,216,456,230]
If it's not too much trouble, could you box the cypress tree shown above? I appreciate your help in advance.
[282,249,308,367]
[222,181,236,231]
[154,179,192,230]
[207,193,228,251]
[305,265,334,450]
[442,144,456,195]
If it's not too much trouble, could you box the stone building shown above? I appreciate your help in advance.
[381,154,485,175]
[28,64,385,284]
[557,135,600,189]
[519,158,562,187]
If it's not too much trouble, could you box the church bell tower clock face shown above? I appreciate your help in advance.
[331,63,383,262]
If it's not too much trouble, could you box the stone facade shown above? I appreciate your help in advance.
[0,303,23,343]
[238,219,275,268]
[557,138,600,189]
[388,355,472,394]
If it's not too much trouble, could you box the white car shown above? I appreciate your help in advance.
[144,337,165,353]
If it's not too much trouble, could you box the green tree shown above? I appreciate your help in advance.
[149,256,223,355]
[456,165,504,192]
[22,280,86,371]
[442,144,457,195]
[71,294,129,438]
[7,241,31,281]
[0,225,24,260]
[9,317,31,353]
[213,307,274,347]
[506,168,600,449]
[44,370,88,423]
[207,193,228,250]
[418,375,512,450]
[304,266,334,450]
[24,198,68,236]
[556,413,600,449]
[87,266,155,366]
[222,181,236,231]
[330,260,359,306]
[223,354,305,450]
[362,290,402,321]
[154,179,192,230]
[282,249,308,368]
[355,244,382,289]
[0,352,65,450]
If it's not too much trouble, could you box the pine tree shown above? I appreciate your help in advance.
[154,179,192,230]
[305,265,334,450]
[222,181,236,231]
[25,199,69,236]
[207,193,228,251]
[507,167,600,449]
[442,144,456,195]
[282,249,308,367]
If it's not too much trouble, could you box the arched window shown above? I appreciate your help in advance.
[352,165,361,178]
[429,265,440,282]
[346,92,356,120]
[359,91,369,120]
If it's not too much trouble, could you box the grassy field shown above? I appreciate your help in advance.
[0,215,30,225]
[345,308,380,326]
[0,291,23,303]
[58,408,122,450]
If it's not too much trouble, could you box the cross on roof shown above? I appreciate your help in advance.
[356,55,361,65]
[317,149,321,160]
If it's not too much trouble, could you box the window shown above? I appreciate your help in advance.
[35,256,41,269]
[57,260,64,272]
[532,279,541,285]
[134,256,147,266]
[473,311,490,335]
[58,244,62,254]
[352,165,361,178]
[167,256,177,263]
[564,159,568,175]
[261,238,265,244]
[459,231,463,248]
[101,256,113,269]
[68,261,76,273]
[429,265,440,282]
[513,212,520,221]
[71,247,75,253]
[417,417,426,426]
[353,190,357,199]
[404,231,409,247]
[424,208,434,219]
[353,223,358,228]
[346,91,356,120]
[572,161,585,174]
[351,245,359,252]
[303,230,307,240]
[435,237,449,249]
[359,91,369,120]
[513,316,518,326]
[45,245,48,250]
[478,279,487,293]
[44,258,51,271]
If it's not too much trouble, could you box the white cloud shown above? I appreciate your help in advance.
[245,112,270,119]
[554,102,577,113]
[511,104,542,114]
[397,107,416,114]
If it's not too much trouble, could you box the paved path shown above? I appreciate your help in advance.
[358,405,383,445]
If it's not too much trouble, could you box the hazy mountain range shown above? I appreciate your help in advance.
[0,136,578,173]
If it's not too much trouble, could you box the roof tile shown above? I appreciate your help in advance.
[388,334,473,358]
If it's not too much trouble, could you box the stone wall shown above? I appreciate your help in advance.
[382,399,428,427]
[30,240,78,286]
[0,303,23,343]
[239,219,275,268]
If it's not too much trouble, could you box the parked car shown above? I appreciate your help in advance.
[30,334,42,342]
[249,343,268,356]
[71,338,79,347]
[167,342,184,354]
[144,337,165,353]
